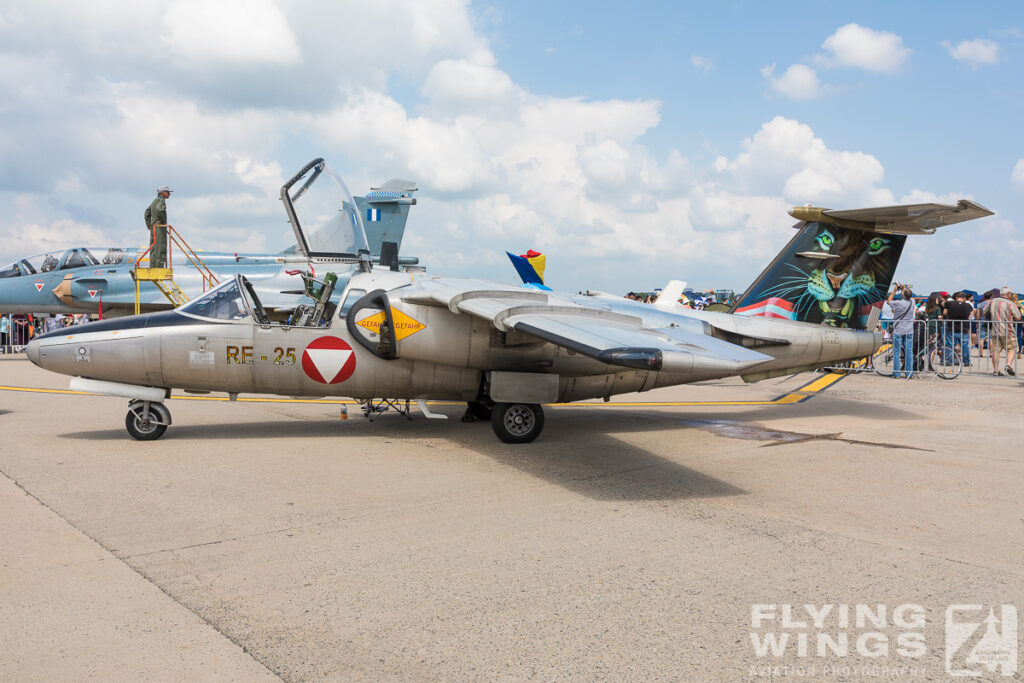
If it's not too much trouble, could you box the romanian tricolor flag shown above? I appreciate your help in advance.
[506,249,548,288]
[734,297,796,320]
[521,249,545,282]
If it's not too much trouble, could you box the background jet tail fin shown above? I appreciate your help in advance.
[507,250,550,290]
[653,280,687,309]
[354,179,417,258]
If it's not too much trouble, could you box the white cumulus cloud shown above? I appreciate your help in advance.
[715,116,893,207]
[1012,159,1024,192]
[690,55,714,73]
[163,0,302,67]
[819,23,911,72]
[943,38,1001,67]
[761,63,821,99]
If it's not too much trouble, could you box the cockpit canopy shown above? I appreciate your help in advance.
[0,247,131,278]
[280,158,370,260]
[179,274,342,328]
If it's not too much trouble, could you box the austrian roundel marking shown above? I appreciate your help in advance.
[301,336,356,384]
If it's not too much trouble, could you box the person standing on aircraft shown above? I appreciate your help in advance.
[144,185,172,268]
[886,284,916,379]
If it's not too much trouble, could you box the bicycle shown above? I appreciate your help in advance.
[874,343,894,376]
[928,344,963,380]
[874,341,931,378]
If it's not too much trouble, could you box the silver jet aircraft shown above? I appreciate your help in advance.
[26,158,992,443]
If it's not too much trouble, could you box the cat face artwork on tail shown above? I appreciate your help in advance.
[733,221,906,329]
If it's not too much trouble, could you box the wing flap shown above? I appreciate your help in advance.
[506,312,772,374]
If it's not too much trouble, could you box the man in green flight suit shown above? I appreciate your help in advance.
[144,185,172,268]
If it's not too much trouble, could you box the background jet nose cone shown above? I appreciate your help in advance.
[26,339,40,365]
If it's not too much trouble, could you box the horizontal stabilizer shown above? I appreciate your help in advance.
[789,200,993,235]
[370,179,417,194]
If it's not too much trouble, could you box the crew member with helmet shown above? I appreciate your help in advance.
[144,185,172,268]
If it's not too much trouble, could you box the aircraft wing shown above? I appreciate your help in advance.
[403,278,772,374]
[790,200,993,235]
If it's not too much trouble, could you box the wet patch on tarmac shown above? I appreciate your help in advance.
[681,419,933,452]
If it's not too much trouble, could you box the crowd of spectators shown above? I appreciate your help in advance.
[882,285,1022,377]
[625,290,736,310]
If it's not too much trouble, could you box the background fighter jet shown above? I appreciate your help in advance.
[27,158,992,444]
[0,181,418,317]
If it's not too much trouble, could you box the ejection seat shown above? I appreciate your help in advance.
[288,271,338,327]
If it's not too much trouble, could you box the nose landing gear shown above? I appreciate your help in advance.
[126,400,171,441]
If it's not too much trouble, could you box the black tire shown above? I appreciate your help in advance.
[125,403,169,441]
[490,403,544,444]
[874,345,894,377]
[929,349,962,380]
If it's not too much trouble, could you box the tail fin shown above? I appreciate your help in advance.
[653,280,688,309]
[507,250,550,290]
[731,200,993,329]
[354,179,417,258]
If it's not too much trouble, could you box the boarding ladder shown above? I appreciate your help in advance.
[133,224,220,314]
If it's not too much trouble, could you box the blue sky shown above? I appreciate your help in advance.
[0,0,1021,294]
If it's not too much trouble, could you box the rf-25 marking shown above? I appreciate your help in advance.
[225,345,297,365]
[26,158,993,443]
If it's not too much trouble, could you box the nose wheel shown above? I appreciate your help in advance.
[490,402,544,443]
[125,400,171,441]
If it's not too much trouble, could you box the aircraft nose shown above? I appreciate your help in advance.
[26,338,40,365]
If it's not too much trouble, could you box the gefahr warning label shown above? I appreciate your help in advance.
[355,307,425,341]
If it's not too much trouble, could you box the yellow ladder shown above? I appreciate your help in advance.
[153,278,189,306]
[133,225,220,314]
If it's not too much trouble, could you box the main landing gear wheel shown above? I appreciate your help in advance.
[125,401,171,441]
[491,402,544,444]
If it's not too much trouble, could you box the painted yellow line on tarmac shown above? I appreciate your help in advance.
[795,372,846,394]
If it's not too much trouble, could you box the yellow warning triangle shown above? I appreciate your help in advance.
[355,307,426,341]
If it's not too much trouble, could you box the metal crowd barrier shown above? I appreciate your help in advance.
[826,318,1024,379]
[1,314,31,355]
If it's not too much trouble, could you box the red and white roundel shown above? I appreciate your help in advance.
[301,336,356,384]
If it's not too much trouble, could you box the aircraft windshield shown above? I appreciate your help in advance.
[180,279,251,321]
[0,261,20,279]
[25,251,65,273]
[281,158,370,259]
[60,249,98,270]
[95,248,130,265]
[17,247,127,275]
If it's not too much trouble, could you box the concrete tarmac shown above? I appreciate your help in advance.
[1,355,1022,681]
